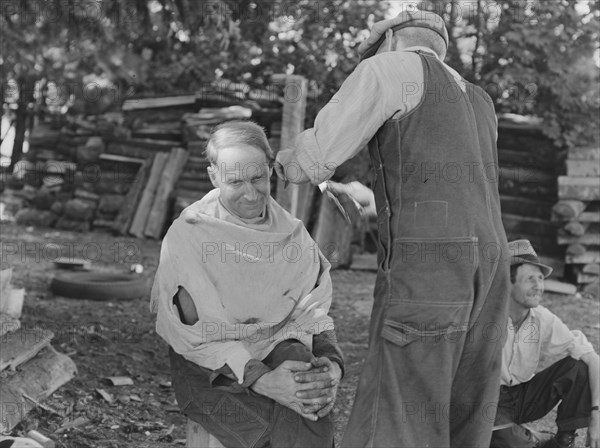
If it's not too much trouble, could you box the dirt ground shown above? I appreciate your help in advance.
[1,222,598,447]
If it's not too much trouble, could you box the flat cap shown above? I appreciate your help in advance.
[358,10,449,61]
[508,239,553,278]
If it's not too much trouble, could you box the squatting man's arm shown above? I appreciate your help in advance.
[580,351,599,448]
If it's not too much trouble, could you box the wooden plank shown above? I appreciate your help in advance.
[579,211,600,223]
[112,158,152,235]
[577,273,599,284]
[312,195,354,269]
[557,233,600,246]
[0,329,54,371]
[497,148,556,170]
[99,153,145,165]
[544,279,577,295]
[501,214,558,237]
[568,146,600,160]
[144,147,189,238]
[566,251,600,264]
[566,159,600,177]
[500,195,553,220]
[558,176,600,201]
[0,345,77,432]
[122,95,197,112]
[129,153,170,238]
[274,75,314,224]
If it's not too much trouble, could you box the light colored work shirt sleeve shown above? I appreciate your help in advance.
[539,307,595,364]
[293,51,427,184]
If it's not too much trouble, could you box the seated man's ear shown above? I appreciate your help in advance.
[207,164,219,188]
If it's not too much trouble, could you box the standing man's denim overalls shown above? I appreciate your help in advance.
[341,52,511,448]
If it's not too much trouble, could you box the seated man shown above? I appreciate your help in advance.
[491,240,599,448]
[150,121,343,448]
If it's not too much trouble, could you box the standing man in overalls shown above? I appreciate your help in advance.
[275,9,511,448]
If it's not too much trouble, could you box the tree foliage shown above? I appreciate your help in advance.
[1,0,599,152]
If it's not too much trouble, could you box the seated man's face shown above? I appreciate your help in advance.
[511,263,544,310]
[209,145,272,219]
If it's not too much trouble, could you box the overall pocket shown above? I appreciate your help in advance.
[382,236,479,346]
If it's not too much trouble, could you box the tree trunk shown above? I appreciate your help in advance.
[10,73,36,170]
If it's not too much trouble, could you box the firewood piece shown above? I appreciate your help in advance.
[552,200,586,220]
[566,244,586,257]
[0,345,77,432]
[563,221,590,236]
[129,153,169,238]
[0,329,54,371]
[143,147,189,238]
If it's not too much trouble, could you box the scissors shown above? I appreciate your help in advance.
[319,181,352,224]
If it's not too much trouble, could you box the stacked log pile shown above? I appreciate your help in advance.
[1,80,290,239]
[0,268,77,432]
[496,116,564,276]
[553,145,600,294]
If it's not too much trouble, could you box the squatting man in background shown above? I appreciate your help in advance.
[150,121,343,447]
[491,239,599,448]
[276,7,510,448]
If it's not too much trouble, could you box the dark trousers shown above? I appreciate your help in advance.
[170,341,334,448]
[490,357,592,448]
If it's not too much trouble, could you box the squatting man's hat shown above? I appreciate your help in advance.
[508,239,553,278]
[358,9,449,60]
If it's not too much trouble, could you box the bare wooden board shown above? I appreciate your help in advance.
[568,146,600,160]
[557,233,600,246]
[122,95,197,112]
[1,329,54,371]
[544,279,577,295]
[558,177,600,201]
[144,147,189,238]
[577,273,599,284]
[112,158,152,235]
[129,153,170,238]
[566,251,600,264]
[0,345,77,432]
[566,159,600,177]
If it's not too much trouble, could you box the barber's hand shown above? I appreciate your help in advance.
[587,411,600,448]
[275,149,310,184]
[293,357,341,418]
[250,360,324,421]
[326,181,377,220]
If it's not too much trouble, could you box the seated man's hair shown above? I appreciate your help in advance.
[205,120,274,165]
[393,27,447,60]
